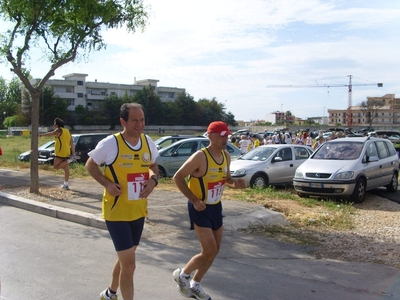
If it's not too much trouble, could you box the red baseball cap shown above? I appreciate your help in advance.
[207,121,231,137]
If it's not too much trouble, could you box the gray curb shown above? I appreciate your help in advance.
[0,191,106,230]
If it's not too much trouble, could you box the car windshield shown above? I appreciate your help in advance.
[39,141,54,149]
[154,137,167,144]
[239,147,275,161]
[313,141,364,160]
[72,135,79,145]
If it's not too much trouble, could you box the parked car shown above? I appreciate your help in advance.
[323,131,333,140]
[26,133,110,164]
[72,133,110,163]
[154,135,204,150]
[389,134,400,141]
[231,129,248,137]
[293,137,399,203]
[368,130,400,143]
[18,140,55,162]
[230,144,313,188]
[156,137,242,178]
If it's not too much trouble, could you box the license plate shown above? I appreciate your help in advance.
[310,183,323,188]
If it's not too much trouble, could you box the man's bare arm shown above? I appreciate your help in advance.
[173,151,207,211]
[85,157,121,197]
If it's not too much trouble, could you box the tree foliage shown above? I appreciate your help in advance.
[0,0,149,192]
[0,76,21,118]
[91,90,237,128]
[103,95,124,130]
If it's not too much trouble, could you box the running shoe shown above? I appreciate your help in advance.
[173,268,193,298]
[67,155,80,164]
[61,183,70,190]
[100,289,118,300]
[190,282,212,300]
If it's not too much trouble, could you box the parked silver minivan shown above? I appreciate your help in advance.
[293,137,399,203]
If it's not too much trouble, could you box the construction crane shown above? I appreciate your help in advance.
[266,75,383,126]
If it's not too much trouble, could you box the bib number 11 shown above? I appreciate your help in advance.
[127,173,149,200]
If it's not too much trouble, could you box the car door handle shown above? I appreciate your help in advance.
[289,164,294,167]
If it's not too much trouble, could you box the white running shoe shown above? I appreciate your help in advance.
[190,282,212,300]
[61,183,70,190]
[67,155,80,163]
[173,268,193,298]
[100,289,118,300]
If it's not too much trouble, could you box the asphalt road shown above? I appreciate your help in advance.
[2,204,400,300]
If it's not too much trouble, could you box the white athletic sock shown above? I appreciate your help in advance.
[180,269,190,277]
[190,280,200,288]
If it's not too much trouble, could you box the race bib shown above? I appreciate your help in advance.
[127,173,149,200]
[206,180,225,204]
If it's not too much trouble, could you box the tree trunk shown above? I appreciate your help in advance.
[29,91,41,193]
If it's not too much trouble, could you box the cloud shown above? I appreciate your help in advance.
[1,0,399,121]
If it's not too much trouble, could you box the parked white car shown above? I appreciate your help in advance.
[230,144,313,188]
[293,137,399,203]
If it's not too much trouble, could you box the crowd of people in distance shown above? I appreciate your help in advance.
[229,129,349,153]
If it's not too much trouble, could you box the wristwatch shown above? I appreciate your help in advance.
[150,176,158,187]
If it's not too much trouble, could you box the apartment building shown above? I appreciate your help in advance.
[30,73,185,110]
[327,94,400,128]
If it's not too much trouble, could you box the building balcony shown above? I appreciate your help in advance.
[57,92,76,99]
[86,94,107,100]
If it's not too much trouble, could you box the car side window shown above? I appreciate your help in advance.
[93,135,108,146]
[276,148,292,161]
[77,136,93,149]
[375,141,389,159]
[385,141,397,157]
[366,142,378,157]
[176,142,197,156]
[81,136,92,144]
[363,142,379,163]
[294,147,310,160]
[200,140,210,148]
[226,145,235,154]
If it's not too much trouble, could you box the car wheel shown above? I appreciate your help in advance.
[385,172,399,192]
[250,174,268,188]
[350,178,366,203]
[158,166,166,179]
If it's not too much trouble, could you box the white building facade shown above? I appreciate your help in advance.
[30,73,186,110]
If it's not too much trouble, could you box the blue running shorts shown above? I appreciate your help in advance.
[105,217,145,251]
[188,201,223,231]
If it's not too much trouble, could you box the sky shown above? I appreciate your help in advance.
[1,0,400,121]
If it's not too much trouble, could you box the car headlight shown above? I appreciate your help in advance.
[334,171,354,180]
[294,169,304,179]
[231,169,247,176]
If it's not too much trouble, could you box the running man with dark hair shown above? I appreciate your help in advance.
[39,117,76,190]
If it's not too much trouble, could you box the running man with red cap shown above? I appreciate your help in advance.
[172,121,246,300]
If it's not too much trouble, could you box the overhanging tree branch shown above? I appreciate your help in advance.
[0,0,149,193]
